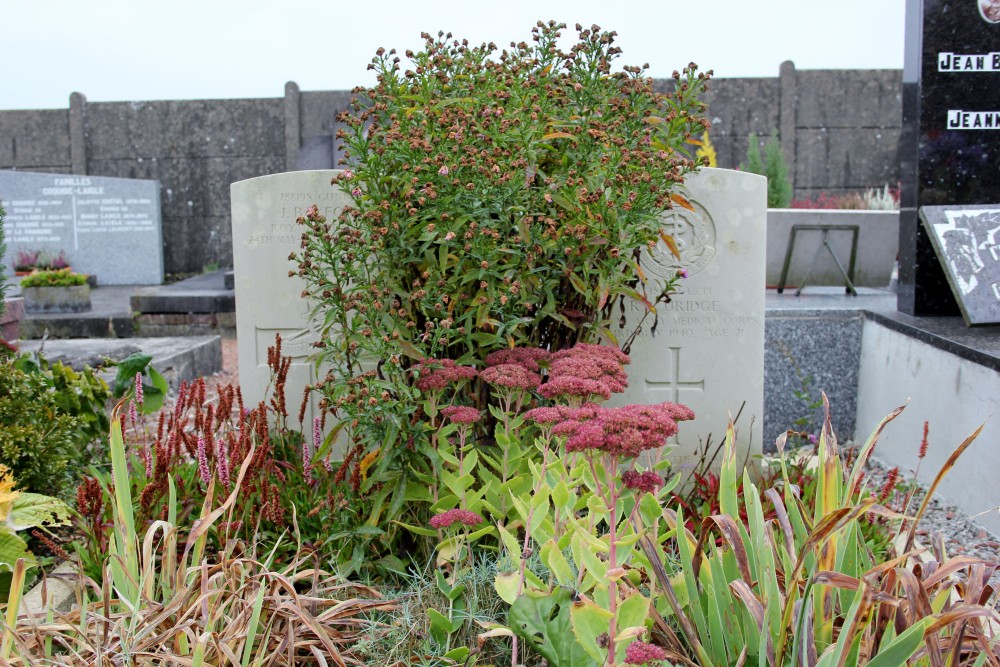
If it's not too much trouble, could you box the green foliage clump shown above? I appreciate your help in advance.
[0,353,110,497]
[741,129,793,208]
[19,268,88,288]
[293,23,710,565]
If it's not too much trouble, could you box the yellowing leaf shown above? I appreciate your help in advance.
[0,466,20,523]
[660,233,682,260]
[359,448,380,480]
[541,131,576,141]
[669,193,695,211]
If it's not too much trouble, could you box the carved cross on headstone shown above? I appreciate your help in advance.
[644,347,705,404]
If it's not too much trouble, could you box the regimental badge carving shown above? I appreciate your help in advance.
[644,197,717,283]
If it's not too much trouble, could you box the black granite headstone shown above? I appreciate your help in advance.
[899,0,1000,316]
[920,204,1000,324]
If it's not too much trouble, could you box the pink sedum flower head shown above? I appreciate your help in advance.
[429,508,484,529]
[539,343,630,402]
[622,470,664,493]
[677,268,689,279]
[624,640,668,665]
[441,405,482,424]
[414,358,478,392]
[480,363,541,391]
[351,187,362,198]
[485,347,551,372]
[438,165,449,176]
[553,402,693,459]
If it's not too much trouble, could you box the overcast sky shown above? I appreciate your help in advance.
[1,0,906,110]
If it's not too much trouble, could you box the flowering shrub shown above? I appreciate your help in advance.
[293,23,710,520]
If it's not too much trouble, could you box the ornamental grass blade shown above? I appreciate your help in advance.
[845,403,906,500]
[905,422,986,554]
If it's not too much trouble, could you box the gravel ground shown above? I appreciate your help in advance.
[862,456,1000,564]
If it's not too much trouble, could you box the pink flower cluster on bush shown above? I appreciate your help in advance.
[441,405,482,424]
[552,402,694,458]
[429,508,485,528]
[621,470,664,493]
[539,343,630,401]
[414,358,478,391]
[624,640,668,665]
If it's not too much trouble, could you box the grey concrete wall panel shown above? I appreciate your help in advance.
[0,110,71,170]
[795,128,902,190]
[0,69,910,274]
[796,70,903,128]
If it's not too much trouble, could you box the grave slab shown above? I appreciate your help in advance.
[18,335,222,389]
[0,170,164,285]
[231,170,348,427]
[608,168,767,465]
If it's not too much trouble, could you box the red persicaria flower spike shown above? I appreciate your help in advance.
[878,467,900,504]
[919,421,929,460]
[134,372,144,406]
[429,508,484,528]
[197,437,211,486]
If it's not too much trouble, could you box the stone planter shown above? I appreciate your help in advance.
[1,297,25,340]
[766,209,899,288]
[22,285,92,314]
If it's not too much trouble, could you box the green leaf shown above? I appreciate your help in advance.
[112,352,152,397]
[428,608,453,646]
[0,532,34,572]
[542,539,575,587]
[569,595,614,664]
[498,523,522,562]
[510,588,598,667]
[614,593,651,641]
[638,491,662,529]
[7,493,72,532]
[495,572,521,605]
[392,521,439,537]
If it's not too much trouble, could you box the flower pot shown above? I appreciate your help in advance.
[1,297,24,340]
[22,285,92,314]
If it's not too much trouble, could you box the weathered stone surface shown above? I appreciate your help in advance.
[23,285,91,314]
[1,296,23,340]
[795,128,902,190]
[796,70,902,128]
[231,170,348,429]
[0,109,71,169]
[18,335,222,390]
[608,168,767,466]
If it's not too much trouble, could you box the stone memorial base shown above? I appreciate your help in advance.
[22,285,91,314]
[1,297,24,341]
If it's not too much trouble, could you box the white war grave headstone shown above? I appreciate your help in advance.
[608,167,766,468]
[231,170,347,429]
[0,170,163,285]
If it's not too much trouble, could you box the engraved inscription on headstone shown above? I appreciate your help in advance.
[0,170,163,285]
[920,204,1000,325]
[608,168,767,466]
[231,170,349,434]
